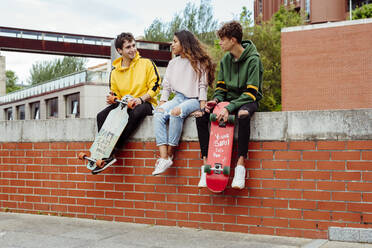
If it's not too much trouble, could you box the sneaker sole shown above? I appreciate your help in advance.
[151,168,168,176]
[152,161,173,176]
[231,185,244,189]
[91,158,117,175]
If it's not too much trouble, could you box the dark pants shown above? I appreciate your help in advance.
[96,102,153,152]
[196,101,258,159]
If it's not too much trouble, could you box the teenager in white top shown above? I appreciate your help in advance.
[152,30,215,176]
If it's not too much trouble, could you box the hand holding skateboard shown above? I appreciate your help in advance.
[216,107,229,123]
[127,98,142,109]
[205,100,217,113]
[106,92,118,105]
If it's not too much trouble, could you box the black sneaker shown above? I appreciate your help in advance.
[91,156,117,175]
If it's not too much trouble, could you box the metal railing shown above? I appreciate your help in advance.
[0,27,113,46]
[0,27,169,51]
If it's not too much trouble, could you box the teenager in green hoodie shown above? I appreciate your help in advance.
[195,21,263,189]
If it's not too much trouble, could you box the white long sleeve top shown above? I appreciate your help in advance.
[160,56,208,102]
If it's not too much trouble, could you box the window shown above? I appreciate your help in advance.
[5,107,13,120]
[17,105,25,120]
[284,0,288,5]
[259,0,263,13]
[46,97,58,118]
[30,101,40,120]
[159,44,171,51]
[65,93,80,118]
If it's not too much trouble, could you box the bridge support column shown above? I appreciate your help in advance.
[0,55,6,96]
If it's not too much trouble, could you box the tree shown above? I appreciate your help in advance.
[6,70,22,93]
[143,19,169,42]
[144,0,218,45]
[352,3,372,19]
[29,56,87,85]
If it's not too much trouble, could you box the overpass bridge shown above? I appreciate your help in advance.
[0,26,171,66]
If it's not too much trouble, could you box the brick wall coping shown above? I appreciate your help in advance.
[1,108,371,142]
[282,18,372,33]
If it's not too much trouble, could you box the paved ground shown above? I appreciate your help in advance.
[0,212,371,248]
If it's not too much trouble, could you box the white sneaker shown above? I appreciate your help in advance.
[152,158,173,175]
[231,165,246,189]
[198,165,207,188]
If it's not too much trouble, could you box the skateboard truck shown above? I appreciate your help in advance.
[210,113,235,127]
[213,163,223,174]
[115,95,134,110]
[204,163,230,176]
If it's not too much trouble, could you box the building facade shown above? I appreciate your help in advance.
[0,69,109,121]
[254,0,371,24]
[281,18,372,111]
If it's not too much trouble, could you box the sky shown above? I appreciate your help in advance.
[0,0,253,84]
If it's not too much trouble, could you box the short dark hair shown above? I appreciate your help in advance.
[115,32,135,50]
[217,21,243,44]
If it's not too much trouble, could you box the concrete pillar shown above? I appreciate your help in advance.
[25,102,31,120]
[111,40,120,65]
[11,106,16,120]
[0,56,6,96]
[58,95,65,119]
[40,99,47,120]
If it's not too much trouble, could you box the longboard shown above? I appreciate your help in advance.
[78,95,133,174]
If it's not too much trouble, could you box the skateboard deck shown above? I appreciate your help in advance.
[205,102,235,193]
[78,95,133,173]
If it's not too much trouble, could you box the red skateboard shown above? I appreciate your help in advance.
[204,102,235,193]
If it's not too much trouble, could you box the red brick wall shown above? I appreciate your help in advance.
[1,140,372,239]
[282,21,372,111]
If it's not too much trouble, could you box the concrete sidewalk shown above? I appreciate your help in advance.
[0,212,371,248]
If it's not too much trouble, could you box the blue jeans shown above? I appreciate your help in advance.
[153,92,200,146]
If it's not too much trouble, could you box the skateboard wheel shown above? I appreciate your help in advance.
[210,113,217,122]
[78,152,86,160]
[204,165,211,174]
[127,101,135,109]
[223,166,230,176]
[227,115,235,124]
[96,159,105,168]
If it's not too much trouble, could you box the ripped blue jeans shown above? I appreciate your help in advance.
[153,92,200,146]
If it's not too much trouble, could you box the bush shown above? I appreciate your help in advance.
[352,3,372,20]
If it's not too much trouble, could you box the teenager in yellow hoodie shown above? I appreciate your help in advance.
[94,32,161,174]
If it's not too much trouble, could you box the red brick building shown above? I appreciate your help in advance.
[254,0,371,24]
[281,19,372,111]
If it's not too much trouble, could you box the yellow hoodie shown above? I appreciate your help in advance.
[110,52,161,107]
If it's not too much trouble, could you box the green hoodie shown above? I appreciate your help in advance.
[214,40,263,113]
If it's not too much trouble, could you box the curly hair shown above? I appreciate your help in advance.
[115,32,135,50]
[217,21,243,44]
[174,30,216,86]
